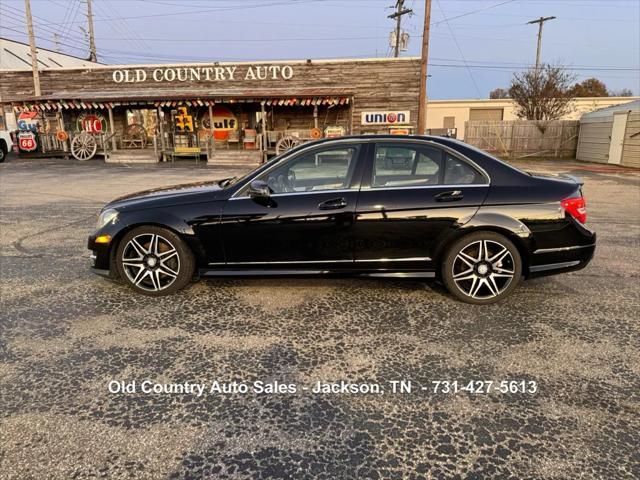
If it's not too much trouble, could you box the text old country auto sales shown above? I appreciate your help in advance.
[108,380,383,396]
[111,65,294,83]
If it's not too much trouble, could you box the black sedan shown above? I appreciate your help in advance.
[88,135,595,304]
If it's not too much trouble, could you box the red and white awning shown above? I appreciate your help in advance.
[13,96,350,112]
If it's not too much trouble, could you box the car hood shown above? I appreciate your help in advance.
[106,180,224,210]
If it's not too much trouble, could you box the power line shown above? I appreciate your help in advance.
[0,4,86,43]
[435,0,481,96]
[34,0,336,26]
[59,0,83,46]
[93,0,152,53]
[2,26,639,75]
[431,0,516,26]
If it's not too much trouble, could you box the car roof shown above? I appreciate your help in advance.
[309,134,443,143]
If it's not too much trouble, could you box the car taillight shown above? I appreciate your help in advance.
[561,196,587,224]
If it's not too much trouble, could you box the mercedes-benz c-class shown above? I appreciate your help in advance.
[88,135,595,304]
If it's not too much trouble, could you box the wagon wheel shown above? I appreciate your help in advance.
[71,132,98,161]
[126,123,147,148]
[276,136,300,155]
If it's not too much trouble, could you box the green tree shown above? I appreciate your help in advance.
[570,78,609,97]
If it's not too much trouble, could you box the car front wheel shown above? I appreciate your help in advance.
[115,226,194,296]
[442,231,522,304]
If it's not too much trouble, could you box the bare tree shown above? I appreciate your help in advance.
[489,88,510,99]
[610,88,634,97]
[509,64,576,121]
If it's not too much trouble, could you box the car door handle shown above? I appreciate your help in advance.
[434,190,463,202]
[318,197,348,210]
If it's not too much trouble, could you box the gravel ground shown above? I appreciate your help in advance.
[1,155,639,480]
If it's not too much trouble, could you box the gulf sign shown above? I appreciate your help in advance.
[210,106,237,131]
[361,110,410,126]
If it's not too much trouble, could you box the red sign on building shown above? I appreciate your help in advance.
[77,113,105,133]
[18,131,37,152]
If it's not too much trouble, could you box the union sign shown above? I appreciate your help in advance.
[361,111,411,125]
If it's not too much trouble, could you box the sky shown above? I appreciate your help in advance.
[1,0,639,99]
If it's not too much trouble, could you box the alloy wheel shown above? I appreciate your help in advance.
[121,233,180,292]
[451,239,515,300]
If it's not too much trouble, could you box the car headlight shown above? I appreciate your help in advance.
[97,208,119,229]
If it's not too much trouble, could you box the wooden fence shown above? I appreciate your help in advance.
[464,120,580,158]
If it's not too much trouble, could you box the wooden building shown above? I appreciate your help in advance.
[0,57,421,166]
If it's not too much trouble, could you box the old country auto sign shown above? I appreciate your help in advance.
[111,65,294,83]
[361,111,411,125]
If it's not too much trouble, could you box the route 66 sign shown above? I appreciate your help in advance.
[18,131,38,152]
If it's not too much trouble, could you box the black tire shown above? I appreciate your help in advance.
[0,144,7,163]
[442,231,522,305]
[115,226,195,296]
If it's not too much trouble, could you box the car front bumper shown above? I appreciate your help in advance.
[88,234,112,272]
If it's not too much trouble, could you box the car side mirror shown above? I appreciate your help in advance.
[248,180,271,199]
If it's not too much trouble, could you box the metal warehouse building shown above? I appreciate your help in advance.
[576,100,640,168]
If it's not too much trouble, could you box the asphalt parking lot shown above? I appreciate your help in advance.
[1,155,639,479]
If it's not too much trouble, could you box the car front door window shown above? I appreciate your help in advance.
[261,146,359,194]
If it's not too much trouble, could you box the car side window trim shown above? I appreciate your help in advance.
[359,183,489,191]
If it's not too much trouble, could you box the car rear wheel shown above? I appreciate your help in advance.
[0,144,7,163]
[115,226,194,296]
[442,231,522,304]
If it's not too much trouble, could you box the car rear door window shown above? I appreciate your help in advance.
[372,145,442,188]
[443,153,486,185]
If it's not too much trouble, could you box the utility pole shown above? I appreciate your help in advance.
[527,16,556,70]
[24,0,41,97]
[53,33,61,52]
[86,0,98,62]
[388,0,413,57]
[418,0,431,135]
